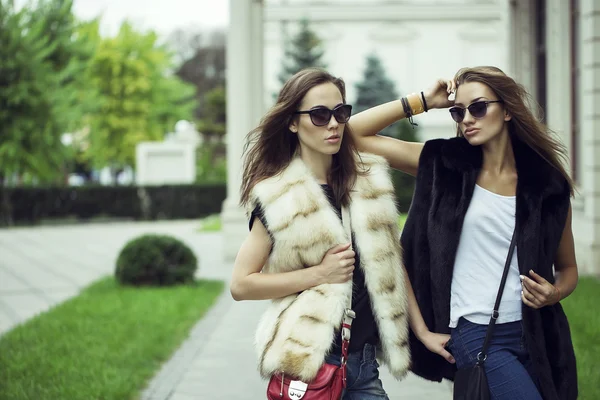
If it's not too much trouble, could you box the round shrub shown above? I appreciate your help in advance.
[115,234,198,286]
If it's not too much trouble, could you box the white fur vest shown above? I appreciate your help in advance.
[249,153,410,382]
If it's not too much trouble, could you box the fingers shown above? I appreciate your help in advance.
[447,80,456,102]
[521,272,555,304]
[439,348,455,364]
[520,275,545,296]
[328,242,352,254]
[342,264,354,282]
[339,249,355,260]
[522,285,541,309]
[528,269,548,284]
[442,78,456,92]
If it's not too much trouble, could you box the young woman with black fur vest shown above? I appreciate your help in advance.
[349,66,579,400]
[230,68,452,399]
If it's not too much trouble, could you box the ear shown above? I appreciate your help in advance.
[288,118,299,133]
[504,109,512,122]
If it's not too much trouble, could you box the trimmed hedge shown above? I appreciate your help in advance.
[115,234,198,286]
[0,179,414,226]
[0,184,226,226]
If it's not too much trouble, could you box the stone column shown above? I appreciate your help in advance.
[576,0,600,276]
[221,0,264,262]
[545,0,572,152]
[507,0,537,94]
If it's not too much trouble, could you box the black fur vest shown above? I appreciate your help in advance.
[401,136,577,400]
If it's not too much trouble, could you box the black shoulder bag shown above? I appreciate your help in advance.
[453,228,518,400]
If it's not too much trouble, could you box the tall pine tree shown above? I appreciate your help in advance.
[278,19,326,86]
[354,53,418,212]
[354,53,400,137]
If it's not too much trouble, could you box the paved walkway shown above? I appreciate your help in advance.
[0,221,452,399]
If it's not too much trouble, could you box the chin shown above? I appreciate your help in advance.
[318,144,342,155]
[327,146,342,155]
[464,135,487,147]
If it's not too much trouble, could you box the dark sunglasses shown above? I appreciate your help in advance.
[449,100,503,123]
[294,104,352,127]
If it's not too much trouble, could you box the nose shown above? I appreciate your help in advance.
[462,108,475,124]
[327,114,339,129]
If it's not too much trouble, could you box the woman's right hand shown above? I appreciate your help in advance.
[423,78,456,110]
[315,243,355,284]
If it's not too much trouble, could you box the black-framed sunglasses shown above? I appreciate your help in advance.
[294,104,352,127]
[449,100,503,123]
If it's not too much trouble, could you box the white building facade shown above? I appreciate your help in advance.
[508,0,600,277]
[223,0,600,276]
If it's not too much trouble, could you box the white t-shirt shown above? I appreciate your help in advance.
[449,184,522,328]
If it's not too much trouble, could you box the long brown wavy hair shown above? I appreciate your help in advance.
[454,66,575,196]
[240,68,362,208]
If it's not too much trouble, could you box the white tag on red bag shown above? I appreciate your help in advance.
[288,380,308,399]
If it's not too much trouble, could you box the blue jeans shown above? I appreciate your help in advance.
[325,343,388,400]
[447,317,542,400]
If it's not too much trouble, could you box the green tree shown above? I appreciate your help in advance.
[85,22,196,172]
[354,53,400,138]
[278,19,326,86]
[169,28,226,122]
[195,86,226,183]
[0,0,93,184]
[197,87,226,142]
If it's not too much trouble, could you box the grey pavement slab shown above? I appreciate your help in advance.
[0,220,223,336]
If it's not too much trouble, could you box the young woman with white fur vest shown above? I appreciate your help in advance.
[230,68,451,400]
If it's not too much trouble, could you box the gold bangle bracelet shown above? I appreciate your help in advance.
[406,93,424,115]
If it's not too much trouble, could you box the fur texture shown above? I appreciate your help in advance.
[401,137,577,400]
[250,153,410,382]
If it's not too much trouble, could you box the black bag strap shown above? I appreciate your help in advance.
[477,227,518,365]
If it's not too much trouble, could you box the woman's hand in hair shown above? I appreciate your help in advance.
[423,78,456,110]
[315,243,355,284]
[419,331,455,364]
[520,270,561,308]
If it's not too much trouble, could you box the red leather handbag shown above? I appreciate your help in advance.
[266,207,355,400]
[266,309,354,400]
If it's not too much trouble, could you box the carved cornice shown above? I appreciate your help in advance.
[264,3,502,22]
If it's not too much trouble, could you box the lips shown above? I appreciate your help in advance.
[464,128,479,136]
[326,134,340,140]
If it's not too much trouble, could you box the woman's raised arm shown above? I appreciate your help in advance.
[349,79,455,176]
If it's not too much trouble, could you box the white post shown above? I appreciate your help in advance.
[221,0,264,262]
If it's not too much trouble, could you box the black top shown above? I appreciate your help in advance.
[249,184,379,354]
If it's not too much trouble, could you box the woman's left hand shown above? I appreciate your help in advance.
[419,330,455,364]
[521,270,560,309]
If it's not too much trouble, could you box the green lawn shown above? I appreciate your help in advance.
[0,277,224,400]
[562,276,600,400]
[398,213,408,229]
[198,214,222,232]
